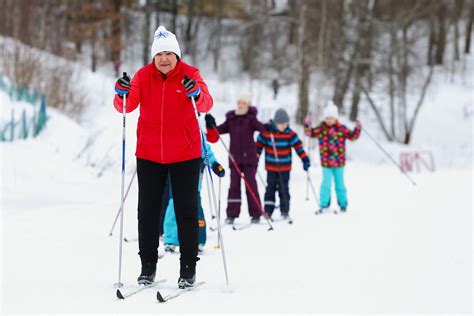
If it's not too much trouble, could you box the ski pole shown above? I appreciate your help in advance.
[217,134,274,230]
[204,163,217,220]
[115,72,128,289]
[214,177,222,249]
[109,167,137,236]
[304,114,312,201]
[362,127,417,186]
[187,84,231,288]
[306,170,320,205]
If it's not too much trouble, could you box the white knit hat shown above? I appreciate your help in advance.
[150,26,181,59]
[322,101,339,120]
[238,93,254,105]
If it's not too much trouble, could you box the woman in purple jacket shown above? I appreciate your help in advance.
[205,94,266,224]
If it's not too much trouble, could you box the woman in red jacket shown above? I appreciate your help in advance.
[114,26,213,289]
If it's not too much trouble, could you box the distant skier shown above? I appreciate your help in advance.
[205,94,266,224]
[163,139,225,253]
[113,25,213,289]
[271,79,280,100]
[305,101,361,213]
[256,108,310,220]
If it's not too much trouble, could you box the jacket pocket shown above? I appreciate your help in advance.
[138,120,160,146]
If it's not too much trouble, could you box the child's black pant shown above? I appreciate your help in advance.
[136,157,200,277]
[264,170,290,216]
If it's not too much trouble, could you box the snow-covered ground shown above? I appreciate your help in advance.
[1,48,473,313]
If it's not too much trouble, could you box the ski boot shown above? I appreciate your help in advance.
[164,244,177,253]
[250,216,260,224]
[137,261,156,285]
[198,244,205,253]
[179,260,197,289]
[225,217,235,225]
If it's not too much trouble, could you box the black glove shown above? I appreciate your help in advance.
[264,120,275,131]
[114,72,131,96]
[182,75,200,100]
[205,114,217,129]
[211,162,225,177]
[302,157,311,171]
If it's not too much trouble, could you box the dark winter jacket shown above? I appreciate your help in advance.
[212,106,265,166]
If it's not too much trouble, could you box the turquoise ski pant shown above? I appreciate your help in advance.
[320,167,348,208]
[164,196,206,246]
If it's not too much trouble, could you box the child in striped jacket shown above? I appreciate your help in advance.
[256,109,310,220]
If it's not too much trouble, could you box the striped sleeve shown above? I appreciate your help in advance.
[290,131,308,160]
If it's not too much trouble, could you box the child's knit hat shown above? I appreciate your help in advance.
[322,101,339,120]
[273,108,290,124]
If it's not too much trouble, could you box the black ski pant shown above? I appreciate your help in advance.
[137,157,200,277]
[264,170,290,216]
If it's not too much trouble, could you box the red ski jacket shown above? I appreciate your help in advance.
[114,61,213,164]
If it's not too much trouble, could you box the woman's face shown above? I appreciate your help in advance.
[154,51,178,74]
[325,117,337,126]
[237,100,249,110]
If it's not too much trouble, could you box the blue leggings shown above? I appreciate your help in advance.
[164,196,206,246]
[320,167,348,208]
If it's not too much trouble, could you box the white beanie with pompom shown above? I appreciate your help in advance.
[323,101,339,120]
[151,26,181,59]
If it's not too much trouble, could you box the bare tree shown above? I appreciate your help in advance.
[465,0,473,54]
[143,0,152,65]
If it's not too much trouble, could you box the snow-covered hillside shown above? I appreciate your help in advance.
[1,40,473,314]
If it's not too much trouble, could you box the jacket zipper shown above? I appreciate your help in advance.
[161,81,166,162]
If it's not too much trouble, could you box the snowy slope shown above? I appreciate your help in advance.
[1,45,473,313]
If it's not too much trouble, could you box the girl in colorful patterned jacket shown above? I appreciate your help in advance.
[306,102,361,213]
[256,109,310,220]
[163,137,225,253]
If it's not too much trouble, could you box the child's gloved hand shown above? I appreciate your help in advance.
[264,120,275,131]
[205,114,217,129]
[304,114,312,127]
[303,158,311,171]
[355,119,362,128]
[212,162,225,177]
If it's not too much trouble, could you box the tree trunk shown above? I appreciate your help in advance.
[315,0,328,118]
[434,2,447,65]
[155,0,161,29]
[296,0,309,125]
[288,0,298,45]
[452,0,464,61]
[143,0,151,65]
[170,0,178,34]
[465,0,473,54]
[404,65,434,144]
[110,0,122,76]
[91,27,97,72]
[212,0,223,72]
[349,0,376,121]
[184,0,196,58]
